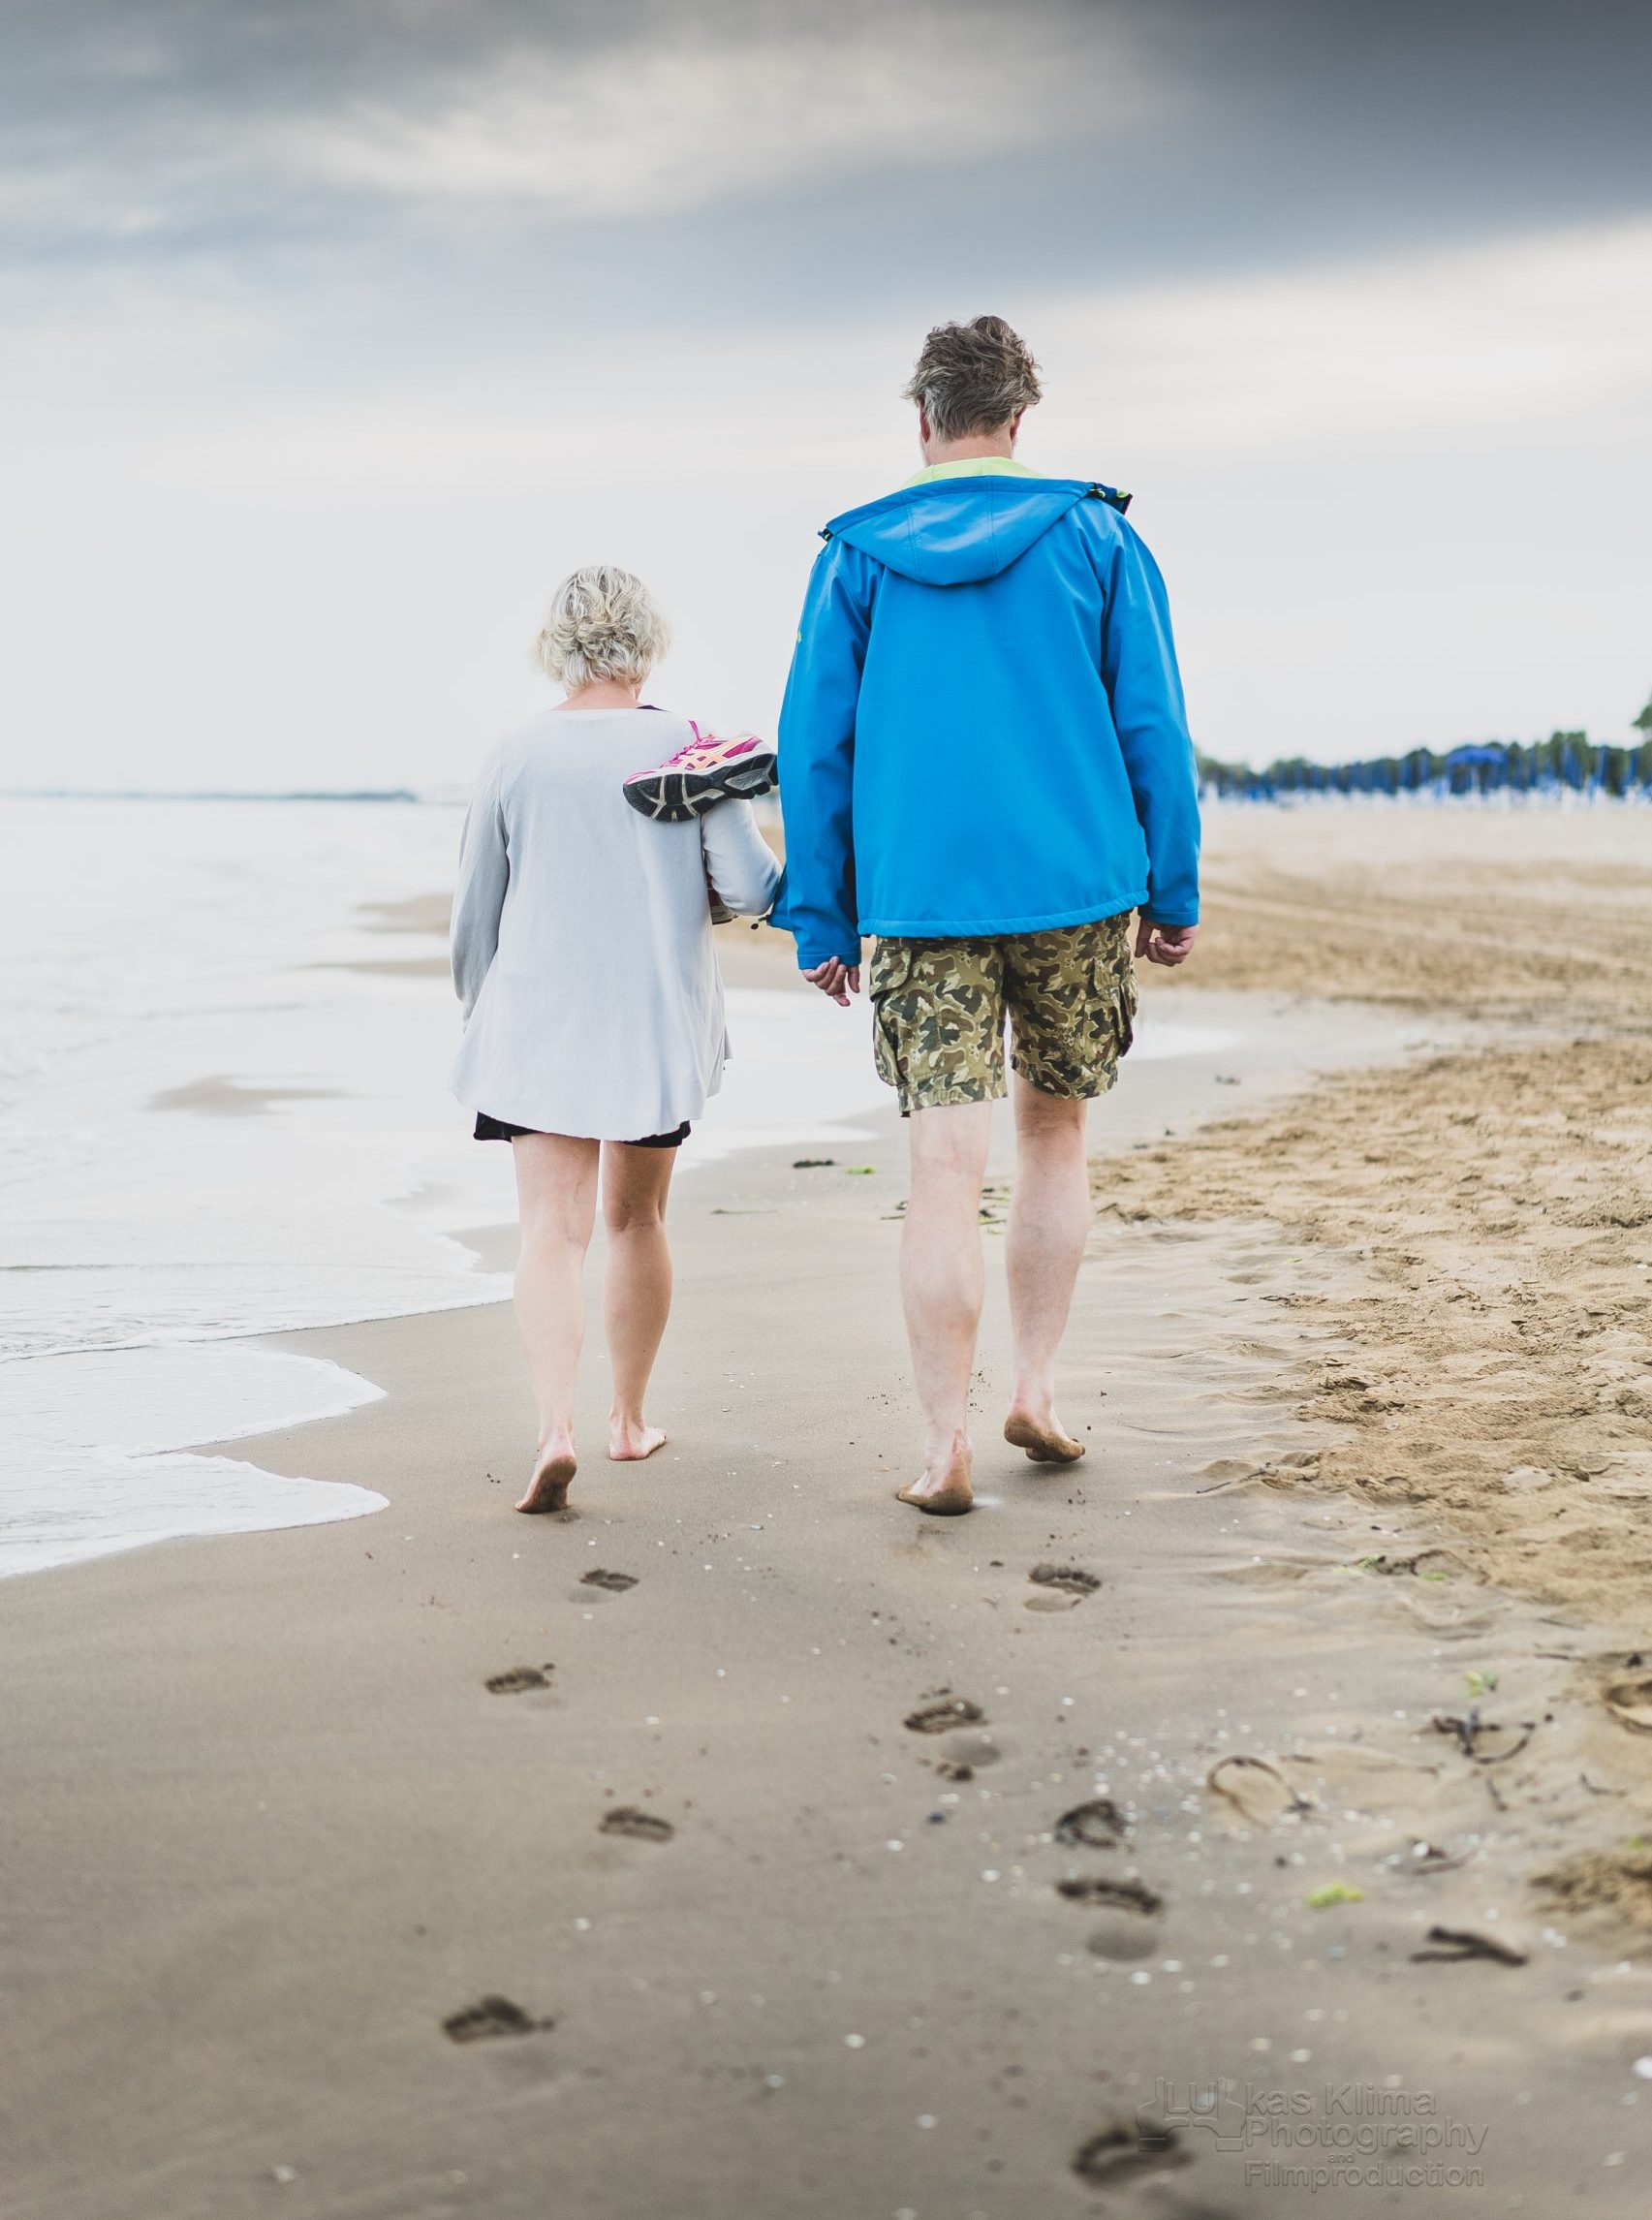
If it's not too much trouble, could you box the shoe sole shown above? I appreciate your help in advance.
[623,757,778,822]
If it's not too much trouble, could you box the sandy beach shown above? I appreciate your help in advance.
[6,803,1652,2217]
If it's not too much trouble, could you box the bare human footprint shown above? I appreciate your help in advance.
[904,1694,986,1735]
[600,1806,675,1843]
[517,1445,576,1514]
[484,1665,554,1695]
[1025,1562,1101,1615]
[1058,1875,1164,1914]
[1072,2118,1190,2188]
[1053,1796,1127,1848]
[1004,1412,1086,1464]
[1029,1563,1101,1598]
[442,1995,554,2044]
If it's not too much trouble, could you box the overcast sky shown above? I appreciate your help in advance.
[3,0,1650,790]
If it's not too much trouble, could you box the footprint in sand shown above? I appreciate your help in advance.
[1057,1876,1164,1915]
[1597,1657,1652,1734]
[600,1806,675,1843]
[1216,1557,1326,1587]
[904,1693,986,1735]
[1053,1797,1126,1849]
[1197,1457,1263,1492]
[1205,1752,1316,1826]
[1071,2118,1191,2188]
[484,1665,554,1695]
[932,1729,1002,1784]
[442,1995,554,2044]
[1084,1914,1161,1963]
[1026,1562,1100,1611]
[1357,1545,1481,1584]
[1534,1841,1652,1929]
[581,1569,639,1593]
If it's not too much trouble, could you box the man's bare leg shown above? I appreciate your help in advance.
[896,1099,994,1513]
[1004,1077,1091,1462]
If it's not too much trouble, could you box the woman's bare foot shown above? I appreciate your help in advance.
[1004,1407,1086,1464]
[608,1416,667,1462]
[895,1435,975,1516]
[516,1437,577,1513]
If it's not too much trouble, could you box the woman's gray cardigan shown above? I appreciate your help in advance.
[449,708,782,1141]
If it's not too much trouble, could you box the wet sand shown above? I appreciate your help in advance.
[1111,803,1652,1934]
[5,807,1652,2215]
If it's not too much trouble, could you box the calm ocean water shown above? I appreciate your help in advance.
[0,797,896,1577]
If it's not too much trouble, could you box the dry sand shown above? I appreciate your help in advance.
[5,803,1652,2217]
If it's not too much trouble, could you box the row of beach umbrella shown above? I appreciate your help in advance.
[1200,735,1652,803]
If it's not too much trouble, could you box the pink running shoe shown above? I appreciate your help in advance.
[623,721,778,821]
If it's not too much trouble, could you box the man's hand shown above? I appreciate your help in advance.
[803,957,862,1006]
[1135,917,1199,968]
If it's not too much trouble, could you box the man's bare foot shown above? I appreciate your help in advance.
[516,1442,577,1513]
[895,1437,974,1516]
[1004,1408,1086,1464]
[608,1418,667,1462]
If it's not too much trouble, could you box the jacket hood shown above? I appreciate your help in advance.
[823,476,1131,586]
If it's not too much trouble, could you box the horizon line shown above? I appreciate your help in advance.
[1,787,436,804]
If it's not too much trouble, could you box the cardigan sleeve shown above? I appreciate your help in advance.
[701,799,782,918]
[450,747,509,1017]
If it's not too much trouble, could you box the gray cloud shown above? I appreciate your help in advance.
[4,0,1650,791]
[4,0,1649,293]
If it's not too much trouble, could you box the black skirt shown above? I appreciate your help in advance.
[473,1112,690,1149]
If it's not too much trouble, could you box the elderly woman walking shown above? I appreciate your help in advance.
[450,566,780,1512]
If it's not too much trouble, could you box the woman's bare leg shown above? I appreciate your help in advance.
[511,1133,601,1510]
[601,1141,677,1460]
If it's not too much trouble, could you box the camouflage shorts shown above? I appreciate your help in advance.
[869,916,1138,1115]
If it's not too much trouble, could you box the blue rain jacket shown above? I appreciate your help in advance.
[771,475,1200,969]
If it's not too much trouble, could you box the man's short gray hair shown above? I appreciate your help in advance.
[535,564,671,692]
[902,315,1043,441]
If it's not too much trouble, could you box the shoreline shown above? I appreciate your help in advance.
[2,959,1449,1583]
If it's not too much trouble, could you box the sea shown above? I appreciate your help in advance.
[0,797,1228,1579]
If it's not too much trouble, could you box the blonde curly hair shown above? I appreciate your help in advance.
[534,564,671,692]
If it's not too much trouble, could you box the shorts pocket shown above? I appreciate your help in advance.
[870,940,917,1097]
[1088,941,1138,1081]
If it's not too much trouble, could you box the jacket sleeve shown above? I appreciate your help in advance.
[450,747,509,1018]
[701,799,782,918]
[1096,518,1201,927]
[771,538,875,969]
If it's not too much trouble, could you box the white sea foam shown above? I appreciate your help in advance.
[0,797,1231,1579]
[0,798,511,1574]
[6,1344,387,1577]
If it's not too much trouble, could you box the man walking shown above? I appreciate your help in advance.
[773,315,1200,1515]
